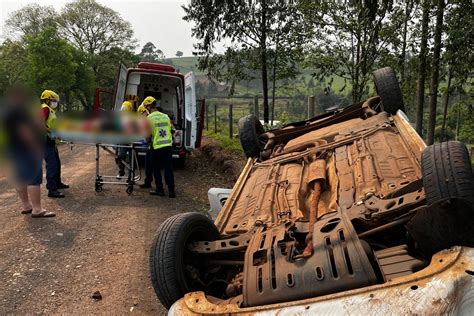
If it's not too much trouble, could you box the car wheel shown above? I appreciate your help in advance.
[421,141,474,205]
[372,67,406,114]
[149,212,220,309]
[238,114,265,158]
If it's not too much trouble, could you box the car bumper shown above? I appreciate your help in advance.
[172,146,187,159]
[169,246,474,315]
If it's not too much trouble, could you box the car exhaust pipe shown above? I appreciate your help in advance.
[302,158,326,258]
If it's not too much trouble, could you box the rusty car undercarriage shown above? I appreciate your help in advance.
[149,67,474,311]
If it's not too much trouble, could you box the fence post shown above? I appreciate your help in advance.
[229,103,233,138]
[307,96,315,119]
[214,103,217,133]
[254,95,259,120]
[206,101,209,131]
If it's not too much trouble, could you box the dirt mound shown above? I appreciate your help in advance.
[197,137,246,181]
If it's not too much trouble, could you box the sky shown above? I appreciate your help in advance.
[0,0,217,57]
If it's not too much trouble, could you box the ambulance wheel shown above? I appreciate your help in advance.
[95,183,103,193]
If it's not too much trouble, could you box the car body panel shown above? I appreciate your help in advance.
[169,247,474,315]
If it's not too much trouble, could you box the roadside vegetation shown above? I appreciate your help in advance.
[0,0,472,148]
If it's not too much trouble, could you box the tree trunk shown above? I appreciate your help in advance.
[415,0,430,136]
[260,0,269,123]
[427,0,445,145]
[271,44,278,126]
[399,0,412,84]
[440,69,452,141]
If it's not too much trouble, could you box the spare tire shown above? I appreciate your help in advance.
[149,212,220,309]
[372,67,406,114]
[238,115,265,158]
[421,141,474,205]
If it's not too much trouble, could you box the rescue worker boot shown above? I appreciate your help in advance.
[150,188,165,196]
[168,188,176,198]
[58,183,69,189]
[48,190,65,198]
[139,183,152,189]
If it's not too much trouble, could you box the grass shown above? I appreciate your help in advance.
[203,130,243,153]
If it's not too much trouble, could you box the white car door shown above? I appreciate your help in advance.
[184,72,197,149]
[113,63,128,111]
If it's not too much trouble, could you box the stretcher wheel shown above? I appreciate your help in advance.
[126,185,133,195]
[95,185,103,193]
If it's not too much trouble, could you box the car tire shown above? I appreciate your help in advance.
[149,212,220,309]
[238,114,265,158]
[372,67,406,114]
[421,141,474,205]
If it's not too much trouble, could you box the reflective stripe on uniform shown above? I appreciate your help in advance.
[155,140,171,145]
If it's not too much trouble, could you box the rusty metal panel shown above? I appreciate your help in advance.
[172,247,474,315]
[242,210,377,307]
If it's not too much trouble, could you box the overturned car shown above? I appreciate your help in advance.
[149,67,474,314]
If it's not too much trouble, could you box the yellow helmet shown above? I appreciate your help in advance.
[121,101,133,112]
[137,104,149,115]
[142,96,156,107]
[40,90,59,102]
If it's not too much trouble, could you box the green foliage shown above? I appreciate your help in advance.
[204,130,243,153]
[139,42,165,62]
[58,0,136,55]
[6,4,57,38]
[300,1,407,103]
[25,27,78,97]
[0,41,28,92]
[183,0,307,121]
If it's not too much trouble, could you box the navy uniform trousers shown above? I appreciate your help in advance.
[44,138,62,191]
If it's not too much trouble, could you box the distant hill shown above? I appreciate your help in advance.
[164,56,204,75]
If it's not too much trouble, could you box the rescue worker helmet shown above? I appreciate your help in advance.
[137,104,149,115]
[40,90,59,102]
[121,100,133,112]
[142,96,156,108]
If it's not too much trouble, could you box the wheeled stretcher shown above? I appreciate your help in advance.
[92,142,148,194]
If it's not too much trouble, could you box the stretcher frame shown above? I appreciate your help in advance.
[91,142,148,194]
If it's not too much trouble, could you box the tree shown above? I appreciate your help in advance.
[440,2,474,140]
[301,1,406,103]
[183,0,306,123]
[0,40,28,94]
[415,0,430,136]
[175,51,184,57]
[427,0,445,145]
[58,0,136,73]
[26,27,78,104]
[139,42,165,62]
[5,4,57,38]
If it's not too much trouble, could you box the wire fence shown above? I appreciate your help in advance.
[204,95,320,138]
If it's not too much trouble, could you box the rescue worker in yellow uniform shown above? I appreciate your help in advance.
[41,90,68,198]
[144,96,175,198]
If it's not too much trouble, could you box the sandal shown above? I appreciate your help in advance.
[21,209,32,214]
[31,210,56,218]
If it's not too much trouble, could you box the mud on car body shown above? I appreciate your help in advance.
[149,67,474,314]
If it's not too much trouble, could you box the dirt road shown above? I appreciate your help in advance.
[0,143,235,314]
